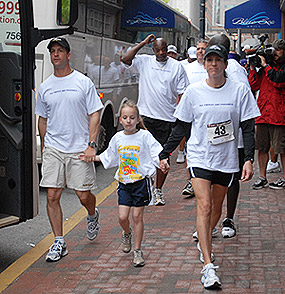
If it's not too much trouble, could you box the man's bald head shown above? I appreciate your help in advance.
[154,38,167,48]
[153,38,168,62]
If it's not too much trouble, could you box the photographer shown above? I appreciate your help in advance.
[249,39,285,190]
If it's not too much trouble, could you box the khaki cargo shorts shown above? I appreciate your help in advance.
[40,146,96,191]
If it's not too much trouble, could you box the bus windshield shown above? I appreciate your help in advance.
[0,0,21,54]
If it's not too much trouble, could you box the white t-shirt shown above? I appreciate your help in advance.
[35,70,103,153]
[184,60,208,84]
[127,55,188,122]
[227,58,250,148]
[227,59,249,87]
[174,79,260,173]
[99,129,163,184]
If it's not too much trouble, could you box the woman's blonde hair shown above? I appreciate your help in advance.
[120,100,146,130]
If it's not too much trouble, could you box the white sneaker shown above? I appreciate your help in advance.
[46,241,68,262]
[201,263,221,289]
[87,208,100,240]
[192,227,218,240]
[154,188,165,206]
[176,150,185,163]
[197,242,215,263]
[266,160,281,173]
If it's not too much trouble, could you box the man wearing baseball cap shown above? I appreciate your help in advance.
[36,37,103,262]
[167,44,178,59]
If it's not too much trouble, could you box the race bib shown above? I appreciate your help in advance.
[207,119,235,145]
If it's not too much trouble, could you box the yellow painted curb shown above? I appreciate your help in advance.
[0,180,117,293]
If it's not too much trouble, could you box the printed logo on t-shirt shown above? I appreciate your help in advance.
[118,145,143,182]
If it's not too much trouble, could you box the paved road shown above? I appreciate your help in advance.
[0,163,116,273]
[1,151,285,293]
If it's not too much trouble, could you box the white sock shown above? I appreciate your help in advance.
[55,236,64,244]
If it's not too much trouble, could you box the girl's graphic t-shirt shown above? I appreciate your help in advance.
[99,129,163,184]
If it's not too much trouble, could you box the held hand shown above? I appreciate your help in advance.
[78,153,100,162]
[79,146,97,162]
[241,160,254,182]
[160,159,170,174]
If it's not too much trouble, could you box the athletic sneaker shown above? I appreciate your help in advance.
[221,218,236,238]
[87,208,100,240]
[197,242,215,263]
[133,249,145,267]
[252,177,269,190]
[269,177,285,190]
[181,181,195,196]
[46,240,68,262]
[192,227,218,241]
[154,188,165,206]
[201,263,221,289]
[121,229,132,253]
[266,160,281,173]
[176,150,185,163]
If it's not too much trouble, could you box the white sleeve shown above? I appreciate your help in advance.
[147,132,163,168]
[35,87,48,118]
[174,87,194,123]
[122,54,145,72]
[85,81,104,115]
[240,86,261,122]
[176,63,189,94]
[99,135,119,169]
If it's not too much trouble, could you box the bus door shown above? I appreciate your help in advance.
[0,0,38,227]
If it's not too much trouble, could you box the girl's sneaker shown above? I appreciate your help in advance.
[122,229,132,253]
[133,249,145,267]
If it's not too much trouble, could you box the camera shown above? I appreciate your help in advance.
[247,34,275,67]
[248,46,275,67]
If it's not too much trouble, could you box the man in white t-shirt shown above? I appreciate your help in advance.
[180,40,209,197]
[181,46,197,67]
[35,37,103,262]
[184,40,208,83]
[121,34,188,206]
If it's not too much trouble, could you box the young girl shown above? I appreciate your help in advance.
[81,100,163,267]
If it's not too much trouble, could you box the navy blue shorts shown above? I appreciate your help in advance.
[189,167,234,187]
[117,177,153,207]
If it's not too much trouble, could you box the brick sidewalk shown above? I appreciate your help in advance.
[2,152,285,294]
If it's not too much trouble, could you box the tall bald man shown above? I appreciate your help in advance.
[122,34,189,205]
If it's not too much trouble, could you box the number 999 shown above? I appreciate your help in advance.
[0,1,19,15]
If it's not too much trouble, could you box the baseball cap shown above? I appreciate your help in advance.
[167,45,177,54]
[204,44,228,61]
[187,46,197,58]
[272,39,285,50]
[47,37,70,53]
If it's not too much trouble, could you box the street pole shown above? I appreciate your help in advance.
[200,0,205,39]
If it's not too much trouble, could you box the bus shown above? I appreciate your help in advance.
[0,0,78,228]
[0,0,198,228]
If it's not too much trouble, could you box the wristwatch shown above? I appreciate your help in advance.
[88,141,97,148]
